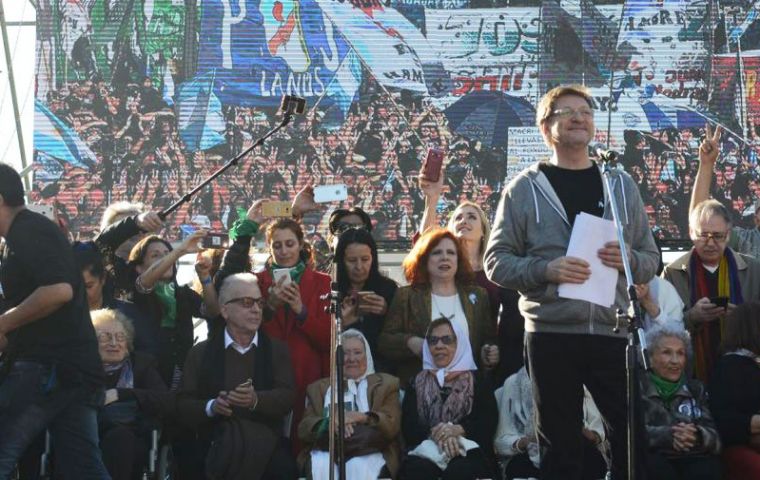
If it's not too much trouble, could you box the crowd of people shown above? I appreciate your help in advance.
[2,83,760,480]
[33,77,505,250]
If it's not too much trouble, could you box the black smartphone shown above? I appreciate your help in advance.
[709,296,729,308]
[202,232,230,250]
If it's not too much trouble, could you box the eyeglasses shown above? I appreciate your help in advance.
[550,107,594,119]
[426,335,456,346]
[97,332,127,344]
[694,231,728,243]
[225,296,265,309]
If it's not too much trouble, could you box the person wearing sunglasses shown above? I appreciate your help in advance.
[399,318,497,479]
[91,308,167,480]
[177,272,298,480]
[378,228,496,387]
[664,199,760,383]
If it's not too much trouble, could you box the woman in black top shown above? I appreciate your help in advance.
[709,301,760,480]
[334,227,397,371]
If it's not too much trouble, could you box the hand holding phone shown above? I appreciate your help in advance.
[273,268,293,286]
[709,296,729,308]
[202,232,230,249]
[421,148,445,182]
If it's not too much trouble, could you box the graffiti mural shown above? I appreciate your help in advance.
[32,0,760,247]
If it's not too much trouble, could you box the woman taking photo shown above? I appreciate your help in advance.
[378,228,496,386]
[334,227,397,369]
[127,230,220,388]
[419,172,523,380]
[298,329,401,479]
[399,318,497,479]
[709,301,760,479]
[642,325,721,480]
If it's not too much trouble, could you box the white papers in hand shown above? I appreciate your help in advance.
[557,212,618,307]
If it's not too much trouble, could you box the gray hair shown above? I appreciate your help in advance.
[689,199,732,230]
[91,308,136,352]
[646,323,692,361]
[218,272,259,306]
[100,201,144,232]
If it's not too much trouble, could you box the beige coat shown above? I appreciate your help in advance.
[298,373,402,478]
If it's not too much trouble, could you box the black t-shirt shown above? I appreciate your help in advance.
[1,210,103,386]
[539,162,604,225]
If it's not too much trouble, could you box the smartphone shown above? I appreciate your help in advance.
[28,204,56,222]
[202,232,230,249]
[421,148,445,182]
[313,184,348,203]
[357,291,374,308]
[262,200,292,218]
[710,296,729,308]
[273,268,293,285]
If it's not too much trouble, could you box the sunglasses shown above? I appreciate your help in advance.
[426,335,456,346]
[225,296,265,309]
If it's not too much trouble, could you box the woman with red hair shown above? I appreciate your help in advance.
[378,228,496,386]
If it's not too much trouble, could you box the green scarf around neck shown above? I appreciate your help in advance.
[649,372,684,407]
[269,260,306,284]
[154,281,177,328]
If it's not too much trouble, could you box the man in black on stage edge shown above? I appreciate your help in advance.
[485,85,659,479]
[0,163,110,479]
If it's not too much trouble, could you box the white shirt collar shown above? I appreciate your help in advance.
[224,328,258,355]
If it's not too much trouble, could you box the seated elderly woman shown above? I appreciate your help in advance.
[709,301,760,480]
[642,324,722,480]
[298,329,401,479]
[92,308,168,480]
[399,318,497,480]
[494,366,607,480]
[378,229,496,387]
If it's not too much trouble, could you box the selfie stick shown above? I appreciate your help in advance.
[600,151,649,480]
[158,95,306,220]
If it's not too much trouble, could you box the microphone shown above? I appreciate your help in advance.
[279,95,306,116]
[596,147,619,164]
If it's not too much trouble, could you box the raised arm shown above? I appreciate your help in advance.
[690,124,722,214]
[418,171,445,236]
[137,230,205,291]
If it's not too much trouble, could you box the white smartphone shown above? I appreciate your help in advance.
[28,204,56,222]
[313,184,348,203]
[273,268,293,285]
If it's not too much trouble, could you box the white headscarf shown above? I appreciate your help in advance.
[323,329,375,412]
[422,318,477,387]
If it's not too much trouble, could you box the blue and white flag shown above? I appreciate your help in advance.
[176,71,227,152]
[34,99,97,169]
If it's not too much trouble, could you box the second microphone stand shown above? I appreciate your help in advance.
[602,159,650,480]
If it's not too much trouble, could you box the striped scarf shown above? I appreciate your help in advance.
[689,248,744,381]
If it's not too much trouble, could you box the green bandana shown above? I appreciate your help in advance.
[154,282,177,328]
[269,260,306,284]
[649,372,684,407]
[228,207,260,243]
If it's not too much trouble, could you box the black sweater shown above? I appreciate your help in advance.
[708,353,760,446]
[401,371,497,456]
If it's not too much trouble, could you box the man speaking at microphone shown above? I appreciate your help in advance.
[485,85,659,480]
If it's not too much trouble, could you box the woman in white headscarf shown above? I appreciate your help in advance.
[298,329,402,479]
[399,318,497,480]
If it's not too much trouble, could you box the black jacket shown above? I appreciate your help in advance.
[709,353,760,447]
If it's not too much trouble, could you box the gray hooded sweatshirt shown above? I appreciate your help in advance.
[484,161,659,338]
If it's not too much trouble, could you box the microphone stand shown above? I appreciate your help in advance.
[601,156,650,480]
[328,272,346,480]
[158,102,299,219]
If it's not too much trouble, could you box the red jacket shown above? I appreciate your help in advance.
[256,267,332,443]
